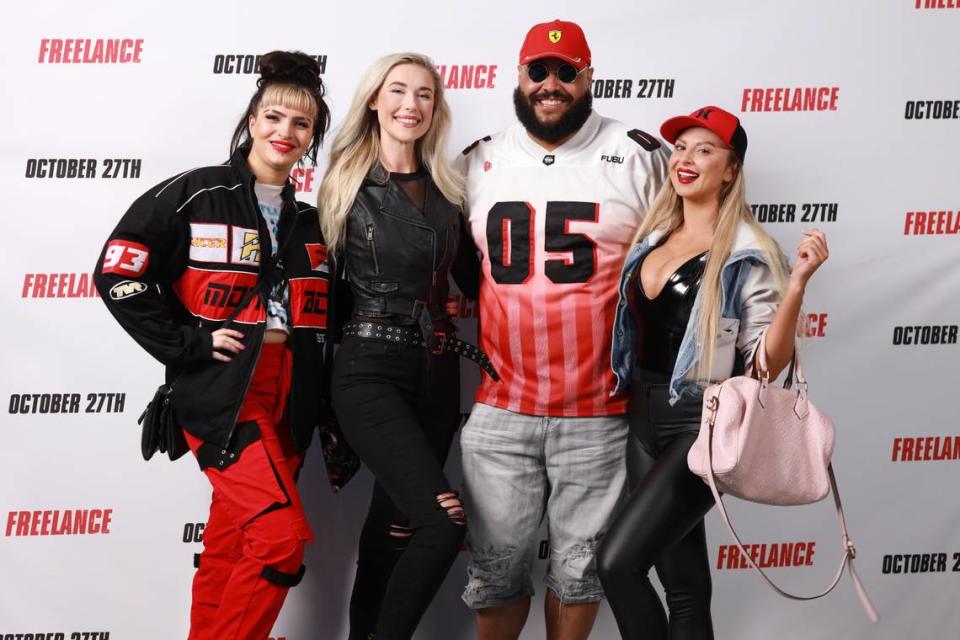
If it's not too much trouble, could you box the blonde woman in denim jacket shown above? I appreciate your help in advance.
[597,106,829,640]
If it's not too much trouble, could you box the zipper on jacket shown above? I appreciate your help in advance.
[221,327,265,449]
[222,179,297,449]
[427,231,438,303]
[376,206,438,304]
[366,224,381,275]
[435,224,452,271]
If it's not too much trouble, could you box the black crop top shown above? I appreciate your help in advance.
[626,251,708,376]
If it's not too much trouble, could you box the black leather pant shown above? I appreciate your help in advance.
[332,336,466,640]
[597,375,715,640]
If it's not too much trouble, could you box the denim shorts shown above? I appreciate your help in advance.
[459,402,628,608]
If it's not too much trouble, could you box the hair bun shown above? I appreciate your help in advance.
[258,50,322,91]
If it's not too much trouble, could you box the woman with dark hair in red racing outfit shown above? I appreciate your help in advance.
[95,50,353,639]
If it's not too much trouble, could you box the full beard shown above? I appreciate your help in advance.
[513,87,593,145]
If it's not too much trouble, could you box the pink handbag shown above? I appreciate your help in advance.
[687,330,879,622]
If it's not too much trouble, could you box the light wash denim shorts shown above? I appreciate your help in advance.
[460,402,628,608]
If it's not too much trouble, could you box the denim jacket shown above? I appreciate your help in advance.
[610,220,782,404]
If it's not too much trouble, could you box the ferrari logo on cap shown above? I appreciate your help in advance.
[548,30,562,44]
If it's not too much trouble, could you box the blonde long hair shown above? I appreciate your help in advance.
[318,52,464,250]
[631,161,789,383]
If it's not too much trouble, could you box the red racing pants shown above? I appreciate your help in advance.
[183,343,313,640]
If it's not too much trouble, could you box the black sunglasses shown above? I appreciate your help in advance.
[524,61,584,84]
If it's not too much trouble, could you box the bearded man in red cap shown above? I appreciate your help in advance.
[458,18,670,640]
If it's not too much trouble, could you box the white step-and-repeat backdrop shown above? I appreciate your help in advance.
[2,1,958,638]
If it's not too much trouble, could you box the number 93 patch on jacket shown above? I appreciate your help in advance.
[101,239,149,277]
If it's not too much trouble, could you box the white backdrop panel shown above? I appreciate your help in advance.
[1,1,958,639]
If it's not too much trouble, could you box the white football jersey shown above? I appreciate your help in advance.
[461,110,669,417]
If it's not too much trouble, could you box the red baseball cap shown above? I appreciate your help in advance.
[660,106,748,161]
[519,20,592,71]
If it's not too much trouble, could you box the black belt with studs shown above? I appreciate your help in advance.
[342,321,500,381]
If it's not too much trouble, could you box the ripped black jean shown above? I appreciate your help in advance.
[332,336,466,640]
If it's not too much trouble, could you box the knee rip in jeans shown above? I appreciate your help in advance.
[465,544,518,596]
[564,538,598,563]
[388,523,413,551]
[436,491,466,527]
[554,536,602,600]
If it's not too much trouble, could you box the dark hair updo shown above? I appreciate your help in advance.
[229,50,331,164]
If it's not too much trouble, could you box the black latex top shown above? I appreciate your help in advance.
[627,251,708,376]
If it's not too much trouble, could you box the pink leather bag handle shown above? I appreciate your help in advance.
[753,326,807,386]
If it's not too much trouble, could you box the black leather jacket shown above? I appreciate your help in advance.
[337,164,479,338]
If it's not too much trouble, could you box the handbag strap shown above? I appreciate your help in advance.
[168,253,280,392]
[223,196,302,329]
[754,327,807,387]
[221,276,271,327]
[704,426,879,622]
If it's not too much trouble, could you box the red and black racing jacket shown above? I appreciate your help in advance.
[94,148,335,457]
